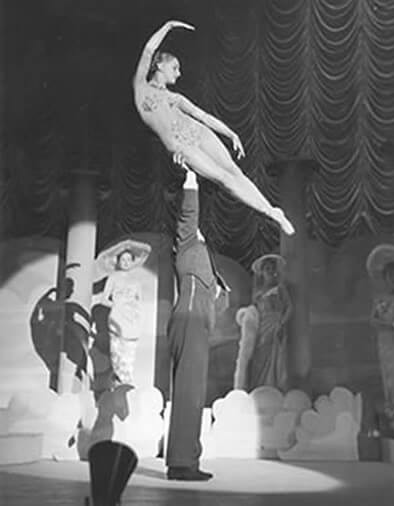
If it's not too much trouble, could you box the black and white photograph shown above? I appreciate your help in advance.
[1,0,394,505]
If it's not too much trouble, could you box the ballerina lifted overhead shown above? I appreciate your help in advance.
[133,20,295,235]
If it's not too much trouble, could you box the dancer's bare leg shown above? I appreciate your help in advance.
[181,139,295,235]
[199,129,294,234]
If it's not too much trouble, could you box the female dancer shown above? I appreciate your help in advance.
[234,254,292,391]
[133,20,295,235]
[101,247,149,386]
[368,246,394,425]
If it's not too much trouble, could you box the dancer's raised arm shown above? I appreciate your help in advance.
[176,170,200,250]
[133,20,194,88]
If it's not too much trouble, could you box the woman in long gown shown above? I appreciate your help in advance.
[101,243,151,386]
[234,254,292,392]
[133,20,295,236]
[368,246,394,428]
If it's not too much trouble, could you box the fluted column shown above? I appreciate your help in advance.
[57,169,98,393]
[0,0,4,175]
[268,159,315,391]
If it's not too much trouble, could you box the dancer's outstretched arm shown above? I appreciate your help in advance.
[133,20,194,87]
[177,95,245,159]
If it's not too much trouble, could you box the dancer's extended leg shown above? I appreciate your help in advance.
[182,145,295,235]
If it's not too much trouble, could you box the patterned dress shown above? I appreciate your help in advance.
[372,294,394,405]
[108,281,142,385]
[247,285,288,391]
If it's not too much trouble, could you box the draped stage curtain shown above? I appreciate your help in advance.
[2,0,394,267]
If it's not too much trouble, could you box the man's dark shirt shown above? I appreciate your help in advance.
[174,188,229,292]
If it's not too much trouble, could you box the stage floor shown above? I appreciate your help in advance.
[1,457,394,506]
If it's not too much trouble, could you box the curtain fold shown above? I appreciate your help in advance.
[3,0,394,266]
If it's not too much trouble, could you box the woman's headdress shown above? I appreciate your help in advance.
[251,253,286,275]
[366,243,394,282]
[95,238,151,277]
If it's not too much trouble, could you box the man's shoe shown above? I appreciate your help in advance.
[167,466,213,481]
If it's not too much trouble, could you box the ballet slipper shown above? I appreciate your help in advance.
[281,217,295,235]
[271,208,295,236]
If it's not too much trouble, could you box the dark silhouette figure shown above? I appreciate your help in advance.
[30,275,90,390]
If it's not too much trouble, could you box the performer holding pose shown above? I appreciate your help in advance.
[166,168,229,481]
[133,20,295,236]
[98,241,151,387]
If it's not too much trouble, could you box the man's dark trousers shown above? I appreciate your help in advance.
[166,274,215,469]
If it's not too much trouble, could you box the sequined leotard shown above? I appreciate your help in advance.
[139,85,202,151]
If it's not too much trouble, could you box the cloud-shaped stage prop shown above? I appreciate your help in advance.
[202,386,361,461]
[278,387,362,461]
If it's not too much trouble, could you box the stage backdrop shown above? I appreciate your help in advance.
[2,0,394,269]
[0,234,253,407]
[0,232,387,415]
[0,234,175,405]
[308,234,389,410]
[0,237,60,405]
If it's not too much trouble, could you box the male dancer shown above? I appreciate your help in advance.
[166,167,229,481]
